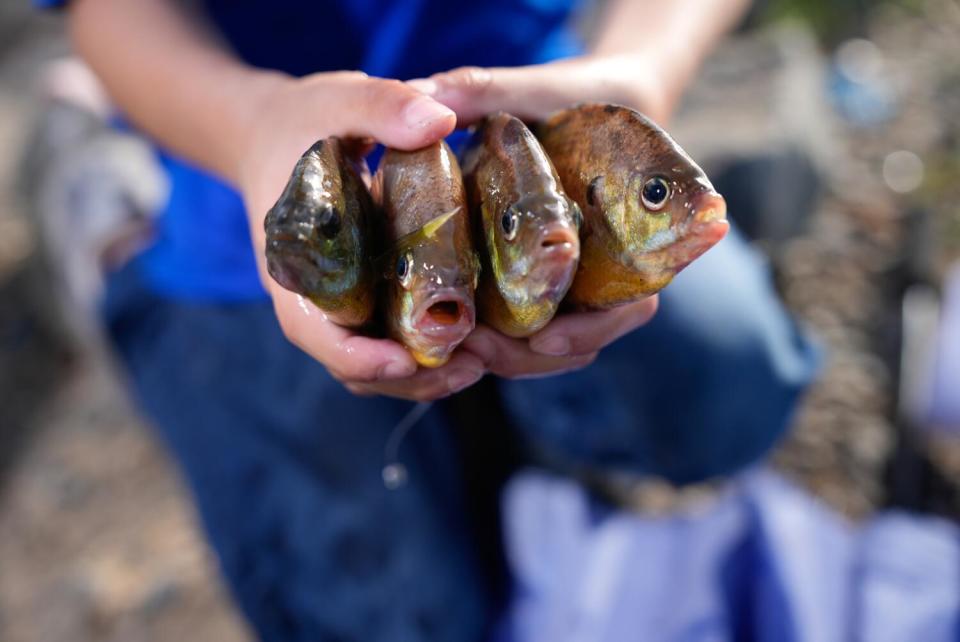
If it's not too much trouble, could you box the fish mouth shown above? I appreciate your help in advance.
[620,190,728,274]
[412,287,476,342]
[676,190,729,267]
[668,220,729,269]
[690,190,727,225]
[537,224,580,254]
[529,224,580,296]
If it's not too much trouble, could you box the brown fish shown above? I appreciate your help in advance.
[264,137,378,327]
[373,142,478,367]
[537,104,729,310]
[462,113,581,337]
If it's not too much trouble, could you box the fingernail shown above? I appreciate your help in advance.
[380,359,416,380]
[447,369,482,393]
[405,95,453,128]
[531,336,570,356]
[407,78,438,96]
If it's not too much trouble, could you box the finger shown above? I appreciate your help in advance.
[344,383,376,397]
[462,325,598,379]
[529,296,659,357]
[408,62,600,126]
[323,73,457,150]
[348,351,486,401]
[272,290,418,382]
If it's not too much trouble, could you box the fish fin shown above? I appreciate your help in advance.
[377,208,461,276]
[421,208,459,238]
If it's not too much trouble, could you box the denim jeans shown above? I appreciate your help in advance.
[102,227,819,642]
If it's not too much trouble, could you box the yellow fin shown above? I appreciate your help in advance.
[420,207,459,239]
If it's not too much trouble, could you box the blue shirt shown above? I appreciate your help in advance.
[44,0,584,299]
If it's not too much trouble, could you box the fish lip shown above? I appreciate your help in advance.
[530,222,579,272]
[689,190,727,225]
[412,287,476,341]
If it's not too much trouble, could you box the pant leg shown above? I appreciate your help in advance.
[102,261,490,642]
[498,228,821,484]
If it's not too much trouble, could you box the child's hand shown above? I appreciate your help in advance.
[406,54,676,129]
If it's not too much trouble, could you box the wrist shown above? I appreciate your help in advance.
[574,52,683,123]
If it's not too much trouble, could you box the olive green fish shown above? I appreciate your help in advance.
[264,137,378,327]
[373,142,478,368]
[537,104,729,310]
[462,113,581,337]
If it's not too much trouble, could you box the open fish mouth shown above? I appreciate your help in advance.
[412,287,476,342]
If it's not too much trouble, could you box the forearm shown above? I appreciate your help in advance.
[68,0,285,184]
[590,0,751,109]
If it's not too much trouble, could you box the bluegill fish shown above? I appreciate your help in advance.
[462,113,581,337]
[264,137,378,327]
[536,104,728,310]
[373,142,478,367]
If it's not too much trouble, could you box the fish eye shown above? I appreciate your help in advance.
[501,208,519,241]
[570,202,583,230]
[396,252,414,288]
[318,206,341,238]
[586,176,603,207]
[641,176,670,211]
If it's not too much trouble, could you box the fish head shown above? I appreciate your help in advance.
[265,141,369,317]
[488,190,581,306]
[388,210,478,367]
[585,135,728,282]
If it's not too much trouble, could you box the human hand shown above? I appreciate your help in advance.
[239,71,492,401]
[457,297,659,379]
[406,53,679,128]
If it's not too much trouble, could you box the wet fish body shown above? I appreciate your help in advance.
[374,142,478,367]
[536,104,729,310]
[264,137,378,327]
[462,113,581,337]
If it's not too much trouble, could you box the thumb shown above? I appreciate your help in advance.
[332,75,457,150]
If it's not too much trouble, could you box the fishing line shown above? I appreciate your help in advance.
[381,401,433,489]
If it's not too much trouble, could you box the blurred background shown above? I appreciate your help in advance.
[0,0,958,640]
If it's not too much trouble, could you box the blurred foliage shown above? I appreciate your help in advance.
[762,0,928,42]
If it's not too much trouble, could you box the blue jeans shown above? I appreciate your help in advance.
[102,228,819,642]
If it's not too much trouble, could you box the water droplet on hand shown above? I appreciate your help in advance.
[297,295,311,316]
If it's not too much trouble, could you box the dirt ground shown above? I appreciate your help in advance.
[1,1,958,641]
